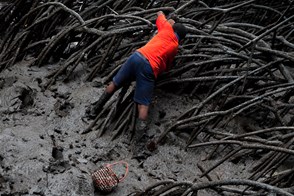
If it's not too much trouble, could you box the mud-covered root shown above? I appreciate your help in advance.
[137,179,294,196]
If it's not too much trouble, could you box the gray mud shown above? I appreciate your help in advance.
[0,59,252,195]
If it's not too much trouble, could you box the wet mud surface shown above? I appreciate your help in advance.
[0,59,252,195]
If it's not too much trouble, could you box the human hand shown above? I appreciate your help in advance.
[169,13,179,22]
[157,11,164,16]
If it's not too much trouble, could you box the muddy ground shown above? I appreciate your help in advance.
[0,58,254,196]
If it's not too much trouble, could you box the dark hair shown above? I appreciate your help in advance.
[173,23,187,41]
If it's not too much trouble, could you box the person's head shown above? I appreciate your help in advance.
[173,23,187,41]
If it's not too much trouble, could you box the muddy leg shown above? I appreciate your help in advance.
[86,91,112,119]
[132,118,151,160]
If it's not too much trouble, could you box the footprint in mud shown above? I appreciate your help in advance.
[54,99,74,117]
[43,146,70,174]
[90,147,121,164]
[43,159,71,174]
[0,173,6,189]
[14,83,35,109]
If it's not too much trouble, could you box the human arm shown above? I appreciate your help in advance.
[156,11,166,31]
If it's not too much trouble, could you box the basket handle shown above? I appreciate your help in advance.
[106,161,129,182]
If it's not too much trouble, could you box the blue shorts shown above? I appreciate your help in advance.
[113,52,155,106]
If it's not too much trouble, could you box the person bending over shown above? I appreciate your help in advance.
[88,11,187,156]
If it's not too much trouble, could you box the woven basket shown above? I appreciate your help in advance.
[92,161,128,192]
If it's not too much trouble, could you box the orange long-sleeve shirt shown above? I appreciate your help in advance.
[137,13,179,78]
